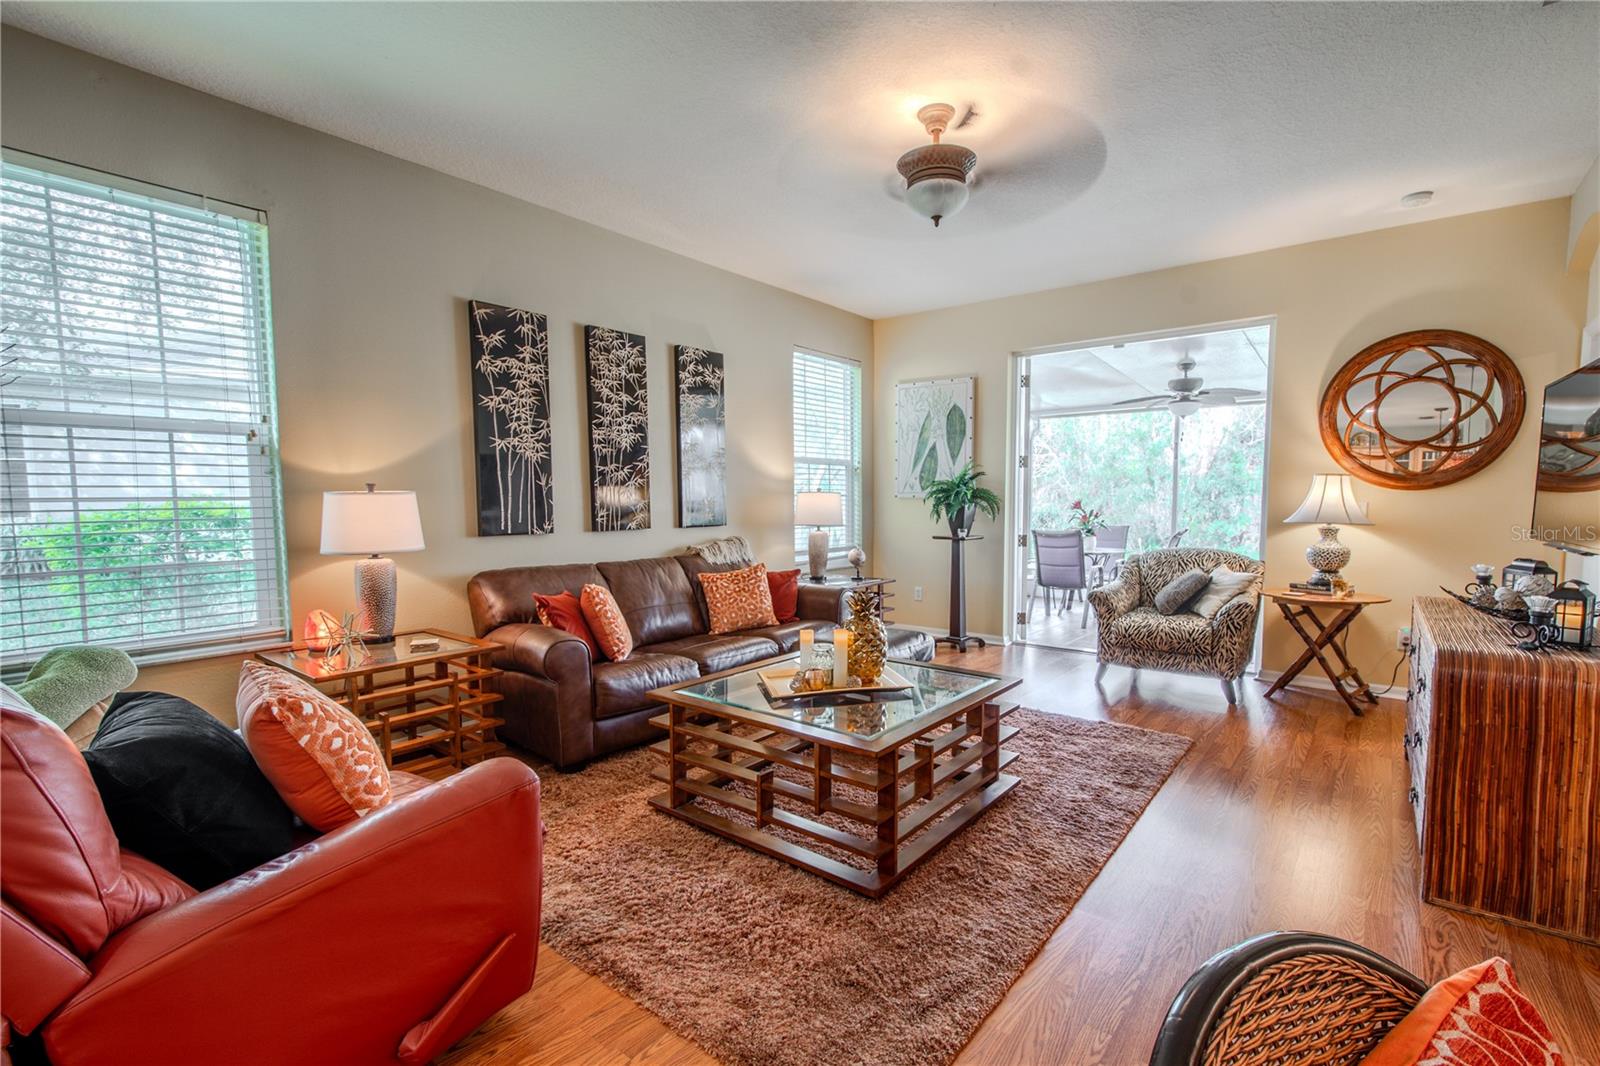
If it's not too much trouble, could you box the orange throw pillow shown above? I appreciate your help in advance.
[766,567,801,623]
[534,591,600,660]
[580,583,633,661]
[699,563,779,635]
[237,661,392,832]
[1360,957,1564,1066]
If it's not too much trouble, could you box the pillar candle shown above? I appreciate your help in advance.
[833,631,852,687]
[798,628,814,669]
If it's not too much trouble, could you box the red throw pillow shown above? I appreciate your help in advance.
[1359,957,1565,1066]
[236,662,392,833]
[767,567,801,623]
[534,591,600,660]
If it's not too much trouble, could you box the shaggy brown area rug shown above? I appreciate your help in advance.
[537,708,1190,1066]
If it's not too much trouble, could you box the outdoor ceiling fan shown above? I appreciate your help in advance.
[1109,357,1262,419]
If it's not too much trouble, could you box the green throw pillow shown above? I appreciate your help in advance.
[14,646,137,730]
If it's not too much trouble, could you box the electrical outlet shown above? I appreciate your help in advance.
[1396,626,1411,650]
[913,586,924,601]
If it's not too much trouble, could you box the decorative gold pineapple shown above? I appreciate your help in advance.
[845,586,888,683]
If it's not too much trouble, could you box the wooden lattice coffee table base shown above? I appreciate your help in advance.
[647,702,1020,898]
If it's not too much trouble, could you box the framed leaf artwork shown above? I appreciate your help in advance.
[467,300,553,535]
[894,377,974,497]
[584,324,651,531]
[672,345,727,528]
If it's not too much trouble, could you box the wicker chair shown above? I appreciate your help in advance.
[1149,931,1427,1066]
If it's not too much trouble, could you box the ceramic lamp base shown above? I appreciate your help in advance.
[807,528,831,582]
[1305,524,1351,586]
[354,555,397,642]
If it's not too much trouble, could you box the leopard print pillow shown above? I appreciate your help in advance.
[698,564,779,635]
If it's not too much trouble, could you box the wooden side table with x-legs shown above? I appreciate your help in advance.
[1261,589,1391,716]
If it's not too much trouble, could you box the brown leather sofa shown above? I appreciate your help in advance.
[467,554,935,768]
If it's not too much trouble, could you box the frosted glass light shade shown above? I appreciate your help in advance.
[795,491,843,527]
[321,487,426,554]
[905,177,970,226]
[1284,474,1373,526]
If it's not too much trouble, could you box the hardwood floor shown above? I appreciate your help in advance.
[443,643,1600,1066]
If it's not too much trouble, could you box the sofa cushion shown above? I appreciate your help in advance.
[592,654,699,719]
[636,634,781,674]
[743,621,835,653]
[84,692,296,891]
[698,564,779,635]
[1105,607,1216,657]
[1,693,190,958]
[580,584,634,661]
[237,662,393,832]
[597,557,705,645]
[468,562,605,635]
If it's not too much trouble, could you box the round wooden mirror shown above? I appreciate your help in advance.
[1319,329,1525,490]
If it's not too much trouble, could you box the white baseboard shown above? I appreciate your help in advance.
[894,622,1010,646]
[1251,667,1405,704]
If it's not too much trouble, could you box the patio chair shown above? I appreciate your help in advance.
[1165,528,1188,547]
[1093,523,1131,581]
[1031,529,1094,627]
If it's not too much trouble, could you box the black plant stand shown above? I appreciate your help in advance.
[932,534,986,652]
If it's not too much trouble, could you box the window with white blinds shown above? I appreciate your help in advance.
[0,152,286,668]
[792,349,862,564]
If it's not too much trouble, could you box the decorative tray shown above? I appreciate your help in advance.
[1438,587,1529,624]
[755,664,916,701]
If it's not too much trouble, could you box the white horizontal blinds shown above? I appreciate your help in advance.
[0,155,287,667]
[792,350,862,563]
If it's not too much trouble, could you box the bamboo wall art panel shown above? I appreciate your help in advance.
[672,345,727,528]
[468,300,553,536]
[584,324,651,531]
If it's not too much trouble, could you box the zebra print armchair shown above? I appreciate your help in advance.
[1087,547,1264,704]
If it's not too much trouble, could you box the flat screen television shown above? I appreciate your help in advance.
[1531,356,1600,555]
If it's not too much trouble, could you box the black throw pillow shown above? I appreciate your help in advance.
[1154,568,1212,616]
[85,691,296,890]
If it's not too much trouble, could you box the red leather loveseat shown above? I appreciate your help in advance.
[1,698,542,1065]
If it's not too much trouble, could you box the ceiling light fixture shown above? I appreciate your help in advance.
[897,103,977,228]
[1400,190,1434,208]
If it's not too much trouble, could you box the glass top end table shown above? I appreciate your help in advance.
[647,654,1021,897]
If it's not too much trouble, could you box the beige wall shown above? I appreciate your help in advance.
[871,200,1589,678]
[1,29,873,714]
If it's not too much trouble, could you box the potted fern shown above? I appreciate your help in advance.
[925,462,1002,537]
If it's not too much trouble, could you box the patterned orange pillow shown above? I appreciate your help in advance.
[1360,957,1564,1066]
[698,563,778,635]
[237,661,392,832]
[580,583,633,661]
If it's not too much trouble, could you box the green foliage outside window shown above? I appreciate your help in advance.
[1029,405,1265,555]
[2,501,260,649]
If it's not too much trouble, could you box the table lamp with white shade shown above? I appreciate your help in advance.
[320,484,425,642]
[1283,473,1372,587]
[795,491,843,582]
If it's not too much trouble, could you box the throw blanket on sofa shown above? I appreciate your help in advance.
[687,534,755,568]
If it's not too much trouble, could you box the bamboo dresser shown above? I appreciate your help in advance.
[1406,596,1600,943]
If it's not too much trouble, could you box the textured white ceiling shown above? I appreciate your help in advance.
[5,2,1595,318]
[1030,324,1271,413]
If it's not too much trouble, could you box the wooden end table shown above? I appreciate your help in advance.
[254,628,505,778]
[646,655,1020,897]
[1261,588,1391,716]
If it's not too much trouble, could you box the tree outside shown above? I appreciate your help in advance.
[1029,404,1265,555]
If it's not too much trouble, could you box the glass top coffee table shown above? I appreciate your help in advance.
[647,654,1021,897]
